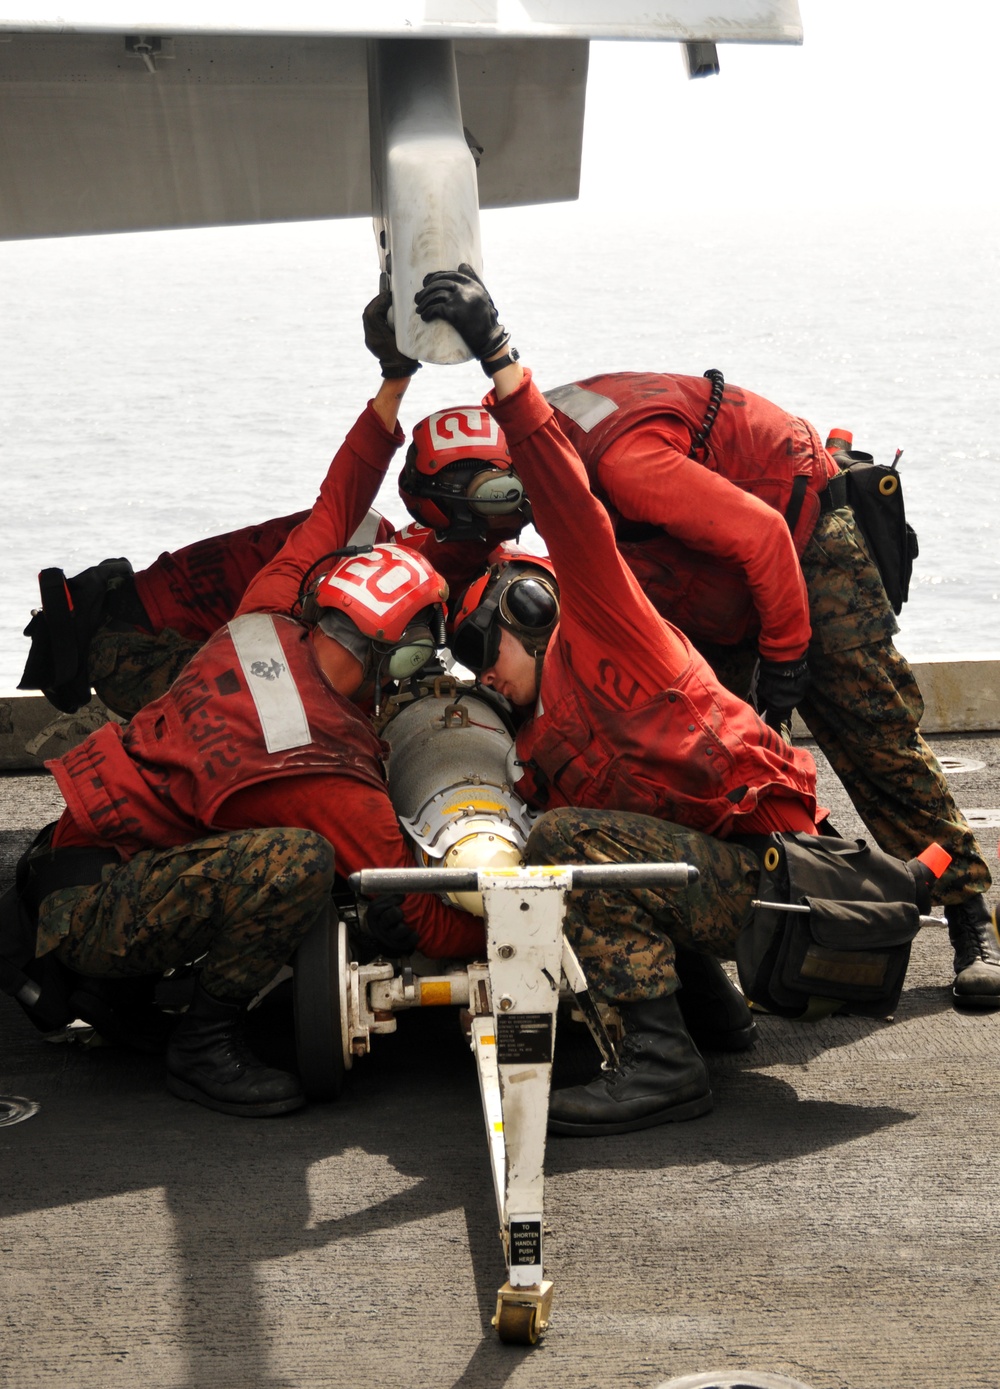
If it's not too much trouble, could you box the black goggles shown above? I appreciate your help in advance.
[452,573,559,674]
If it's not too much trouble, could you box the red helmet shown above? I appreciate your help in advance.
[399,407,531,542]
[450,550,559,675]
[450,545,555,629]
[389,520,436,554]
[487,541,555,574]
[313,543,448,642]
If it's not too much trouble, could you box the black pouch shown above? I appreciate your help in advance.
[1,824,120,1032]
[837,452,919,615]
[0,866,79,1033]
[734,832,923,1019]
[17,557,135,712]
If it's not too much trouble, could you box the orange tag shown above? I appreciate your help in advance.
[917,843,952,879]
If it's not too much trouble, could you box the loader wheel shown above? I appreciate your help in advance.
[293,913,352,1100]
[495,1300,540,1345]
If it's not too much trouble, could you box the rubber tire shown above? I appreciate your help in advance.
[495,1301,539,1345]
[293,912,351,1100]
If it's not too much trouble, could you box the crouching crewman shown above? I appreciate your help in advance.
[1,305,485,1117]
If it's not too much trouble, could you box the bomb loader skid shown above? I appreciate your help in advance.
[320,859,696,1346]
[297,672,950,1346]
[289,671,697,1344]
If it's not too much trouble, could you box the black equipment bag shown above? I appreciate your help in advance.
[836,450,919,615]
[0,824,120,1032]
[18,557,136,713]
[734,832,924,1019]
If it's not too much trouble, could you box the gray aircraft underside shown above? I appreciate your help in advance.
[0,3,802,243]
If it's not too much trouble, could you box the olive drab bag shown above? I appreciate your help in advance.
[734,832,928,1020]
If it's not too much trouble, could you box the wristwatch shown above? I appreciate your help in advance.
[482,347,520,376]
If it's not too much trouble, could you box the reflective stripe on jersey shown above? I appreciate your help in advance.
[349,508,383,547]
[228,613,312,753]
[543,383,618,432]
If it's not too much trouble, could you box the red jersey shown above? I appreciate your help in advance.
[545,372,838,662]
[135,511,309,641]
[487,372,819,838]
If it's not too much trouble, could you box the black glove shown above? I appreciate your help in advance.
[413,263,510,362]
[363,290,421,379]
[755,657,811,725]
[363,893,419,957]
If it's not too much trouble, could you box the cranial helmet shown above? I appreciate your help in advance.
[450,546,559,676]
[313,542,449,684]
[399,407,531,542]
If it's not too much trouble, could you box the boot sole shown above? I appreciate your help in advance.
[952,988,1000,1013]
[166,1073,305,1117]
[548,1089,713,1137]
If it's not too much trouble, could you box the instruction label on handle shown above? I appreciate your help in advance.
[496,1013,553,1065]
[509,1220,543,1268]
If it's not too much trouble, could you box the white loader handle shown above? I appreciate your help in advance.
[349,863,699,895]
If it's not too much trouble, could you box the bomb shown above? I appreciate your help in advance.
[382,682,535,916]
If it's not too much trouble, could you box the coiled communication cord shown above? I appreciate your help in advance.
[688,368,725,460]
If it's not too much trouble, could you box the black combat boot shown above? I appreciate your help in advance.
[946,898,1000,1011]
[166,983,305,1116]
[675,946,756,1052]
[547,993,712,1136]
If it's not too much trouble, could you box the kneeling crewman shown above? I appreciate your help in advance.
[2,306,486,1116]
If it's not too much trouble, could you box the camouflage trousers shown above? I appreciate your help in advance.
[35,828,336,1001]
[88,623,201,720]
[694,508,990,907]
[525,807,760,1002]
[798,507,990,905]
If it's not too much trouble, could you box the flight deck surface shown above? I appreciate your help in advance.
[2,732,999,1389]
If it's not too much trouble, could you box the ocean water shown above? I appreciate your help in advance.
[2,203,998,691]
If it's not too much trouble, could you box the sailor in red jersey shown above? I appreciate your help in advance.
[545,370,833,666]
[413,265,827,1135]
[416,274,820,842]
[543,370,996,1009]
[17,502,395,719]
[6,293,484,1118]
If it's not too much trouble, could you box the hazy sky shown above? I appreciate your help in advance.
[576,1,1000,213]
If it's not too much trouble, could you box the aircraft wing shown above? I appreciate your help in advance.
[0,4,802,238]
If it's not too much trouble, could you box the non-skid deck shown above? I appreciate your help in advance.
[2,732,999,1389]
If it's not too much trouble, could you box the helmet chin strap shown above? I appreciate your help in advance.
[532,645,546,696]
[505,621,549,698]
[432,516,490,545]
[363,645,387,716]
[317,605,443,714]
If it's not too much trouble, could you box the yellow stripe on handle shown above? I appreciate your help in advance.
[419,980,453,1006]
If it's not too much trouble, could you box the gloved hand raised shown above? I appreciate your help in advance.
[362,892,419,957]
[756,657,811,730]
[413,264,510,363]
[363,290,421,379]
